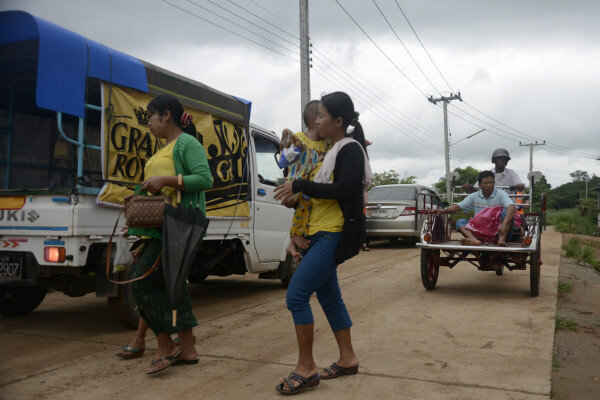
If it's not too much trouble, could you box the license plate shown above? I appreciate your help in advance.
[373,209,388,217]
[0,253,22,280]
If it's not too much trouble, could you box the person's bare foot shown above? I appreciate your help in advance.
[497,238,507,247]
[291,235,310,250]
[286,241,302,261]
[461,237,482,246]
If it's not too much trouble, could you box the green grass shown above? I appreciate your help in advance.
[552,355,561,371]
[557,282,572,294]
[555,316,578,331]
[562,237,600,272]
[547,209,600,236]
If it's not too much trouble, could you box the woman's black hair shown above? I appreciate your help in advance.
[477,170,495,184]
[349,121,368,158]
[320,91,357,130]
[147,94,184,129]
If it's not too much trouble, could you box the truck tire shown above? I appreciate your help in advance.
[0,286,48,317]
[107,266,139,330]
[280,253,299,288]
[529,249,540,297]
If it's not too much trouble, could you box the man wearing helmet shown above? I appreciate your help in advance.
[485,148,525,194]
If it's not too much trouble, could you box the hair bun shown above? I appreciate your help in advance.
[181,111,193,127]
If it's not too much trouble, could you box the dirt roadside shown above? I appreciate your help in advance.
[1,230,562,399]
[551,236,600,400]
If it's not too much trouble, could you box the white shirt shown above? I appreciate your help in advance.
[475,167,523,194]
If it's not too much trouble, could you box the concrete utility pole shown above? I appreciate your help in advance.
[299,0,311,131]
[519,141,546,174]
[428,92,462,200]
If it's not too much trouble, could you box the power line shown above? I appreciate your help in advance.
[371,0,441,95]
[333,0,428,98]
[160,1,299,61]
[247,0,299,34]
[394,0,454,92]
[460,100,598,159]
[223,0,299,41]
[200,0,299,50]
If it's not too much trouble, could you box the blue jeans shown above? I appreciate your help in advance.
[456,209,514,241]
[286,231,353,332]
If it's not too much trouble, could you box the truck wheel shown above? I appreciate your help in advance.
[280,253,299,288]
[0,286,48,317]
[420,249,439,290]
[107,266,139,330]
[529,250,540,297]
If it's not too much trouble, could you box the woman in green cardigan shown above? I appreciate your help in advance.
[129,94,212,374]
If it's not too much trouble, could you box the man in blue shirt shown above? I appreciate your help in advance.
[435,170,516,246]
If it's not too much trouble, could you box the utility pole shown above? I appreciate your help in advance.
[519,141,546,174]
[299,0,311,131]
[428,92,462,201]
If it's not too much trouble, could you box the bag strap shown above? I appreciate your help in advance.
[105,207,161,285]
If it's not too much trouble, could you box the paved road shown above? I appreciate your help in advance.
[0,229,561,399]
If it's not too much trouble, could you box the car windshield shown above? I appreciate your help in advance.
[368,186,417,201]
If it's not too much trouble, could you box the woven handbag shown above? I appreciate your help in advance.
[124,193,173,228]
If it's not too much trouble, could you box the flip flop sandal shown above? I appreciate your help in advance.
[145,351,181,375]
[116,346,145,359]
[321,363,359,380]
[275,372,320,395]
[172,356,199,366]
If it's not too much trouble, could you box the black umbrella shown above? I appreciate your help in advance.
[162,203,209,326]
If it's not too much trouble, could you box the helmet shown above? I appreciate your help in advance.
[491,148,511,163]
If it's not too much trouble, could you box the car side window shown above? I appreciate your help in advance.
[254,135,284,187]
[429,190,441,207]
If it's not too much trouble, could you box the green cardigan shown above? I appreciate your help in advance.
[127,133,213,239]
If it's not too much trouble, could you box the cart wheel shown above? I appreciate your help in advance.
[529,249,541,297]
[420,249,439,290]
[496,266,504,275]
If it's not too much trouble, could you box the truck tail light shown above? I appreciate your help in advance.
[400,207,416,216]
[44,247,66,263]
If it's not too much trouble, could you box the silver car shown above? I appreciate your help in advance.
[365,184,443,242]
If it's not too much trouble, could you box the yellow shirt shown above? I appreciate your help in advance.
[306,164,344,235]
[144,140,177,204]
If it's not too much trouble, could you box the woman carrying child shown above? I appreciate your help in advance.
[273,92,372,395]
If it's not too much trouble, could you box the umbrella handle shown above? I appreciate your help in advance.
[177,174,182,204]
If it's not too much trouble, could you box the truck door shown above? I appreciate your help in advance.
[251,131,293,262]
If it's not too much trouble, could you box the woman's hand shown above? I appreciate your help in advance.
[141,176,167,194]
[274,181,294,203]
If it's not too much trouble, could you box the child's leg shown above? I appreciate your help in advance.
[286,239,302,261]
[289,193,312,241]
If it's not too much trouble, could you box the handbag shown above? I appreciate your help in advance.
[124,188,173,228]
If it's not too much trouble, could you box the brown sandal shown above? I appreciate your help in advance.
[145,351,180,375]
[275,372,320,395]
[321,363,359,379]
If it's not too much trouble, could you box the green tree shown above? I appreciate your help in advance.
[400,175,417,184]
[532,175,551,209]
[368,171,416,190]
[369,170,400,190]
[569,170,590,182]
[434,166,480,194]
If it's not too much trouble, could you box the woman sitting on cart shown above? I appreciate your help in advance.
[435,170,516,247]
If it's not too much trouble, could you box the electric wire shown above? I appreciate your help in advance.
[394,0,454,93]
[371,0,441,95]
[160,0,299,62]
[333,0,429,98]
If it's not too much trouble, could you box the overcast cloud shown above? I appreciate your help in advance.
[2,0,599,188]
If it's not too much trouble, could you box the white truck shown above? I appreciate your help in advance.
[0,11,296,328]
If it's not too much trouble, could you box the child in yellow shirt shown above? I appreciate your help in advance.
[279,101,330,259]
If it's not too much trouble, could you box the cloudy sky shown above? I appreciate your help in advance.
[3,0,599,188]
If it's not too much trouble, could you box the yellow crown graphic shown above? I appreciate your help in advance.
[133,107,149,126]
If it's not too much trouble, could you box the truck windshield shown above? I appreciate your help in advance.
[368,186,417,201]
